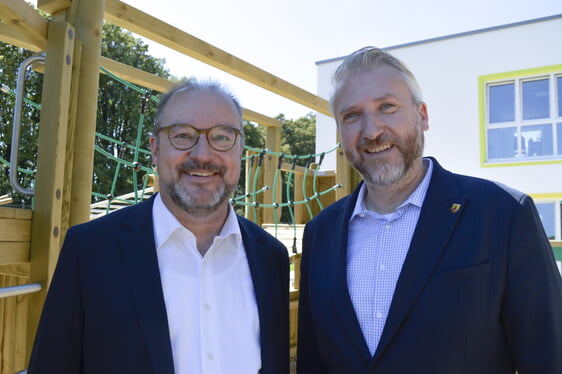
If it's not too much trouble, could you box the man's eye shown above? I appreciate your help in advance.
[381,103,396,111]
[173,133,194,140]
[342,112,359,122]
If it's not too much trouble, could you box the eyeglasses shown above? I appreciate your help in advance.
[154,124,242,152]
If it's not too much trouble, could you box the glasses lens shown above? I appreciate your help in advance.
[169,125,198,149]
[208,126,237,151]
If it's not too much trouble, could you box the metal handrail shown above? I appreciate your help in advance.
[0,283,42,299]
[9,54,46,196]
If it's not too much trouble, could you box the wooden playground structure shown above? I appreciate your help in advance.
[1,1,561,373]
[0,0,361,372]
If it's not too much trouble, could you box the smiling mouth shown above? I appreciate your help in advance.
[366,144,392,153]
[186,171,216,177]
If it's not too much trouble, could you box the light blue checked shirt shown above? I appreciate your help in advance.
[347,158,433,356]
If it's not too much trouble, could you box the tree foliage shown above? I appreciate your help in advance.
[93,23,170,201]
[0,16,316,216]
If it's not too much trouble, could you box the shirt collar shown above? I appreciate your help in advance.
[350,157,434,221]
[152,193,242,250]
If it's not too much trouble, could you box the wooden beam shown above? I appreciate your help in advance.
[104,0,331,116]
[37,0,72,14]
[67,0,105,227]
[243,108,281,128]
[0,219,31,242]
[0,242,30,264]
[0,23,42,51]
[100,56,173,92]
[0,0,48,51]
[0,15,284,130]
[100,57,282,127]
[26,20,75,361]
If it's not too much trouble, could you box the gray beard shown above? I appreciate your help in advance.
[168,181,235,217]
[350,122,424,187]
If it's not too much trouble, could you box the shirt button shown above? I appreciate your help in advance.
[385,224,391,230]
[204,303,211,311]
[379,265,386,271]
[208,353,214,360]
[376,312,383,318]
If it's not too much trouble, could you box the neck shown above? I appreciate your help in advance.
[161,195,230,256]
[363,158,427,214]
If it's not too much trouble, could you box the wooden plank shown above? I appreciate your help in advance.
[0,242,30,264]
[0,22,42,51]
[0,276,6,359]
[37,0,71,14]
[1,275,17,374]
[13,276,30,372]
[0,207,16,219]
[66,0,115,226]
[0,219,32,242]
[104,0,331,116]
[0,264,30,278]
[243,108,281,128]
[27,20,76,361]
[101,59,282,128]
[0,0,48,51]
[14,208,32,220]
[100,56,173,93]
[263,127,281,224]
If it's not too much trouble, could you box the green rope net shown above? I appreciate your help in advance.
[1,67,343,253]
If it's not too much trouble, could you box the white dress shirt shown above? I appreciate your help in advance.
[347,158,433,355]
[152,194,261,374]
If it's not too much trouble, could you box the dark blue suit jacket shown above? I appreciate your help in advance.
[297,158,562,373]
[28,196,289,373]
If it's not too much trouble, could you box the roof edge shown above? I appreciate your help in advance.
[315,13,562,66]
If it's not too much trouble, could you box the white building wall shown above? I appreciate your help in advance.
[316,16,562,196]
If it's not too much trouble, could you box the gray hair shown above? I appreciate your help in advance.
[152,79,244,138]
[330,46,423,116]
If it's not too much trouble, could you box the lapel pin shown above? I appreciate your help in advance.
[450,203,462,213]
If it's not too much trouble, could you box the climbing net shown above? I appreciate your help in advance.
[1,66,342,251]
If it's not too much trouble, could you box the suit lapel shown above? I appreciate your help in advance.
[238,218,277,371]
[372,159,467,363]
[331,185,373,360]
[120,197,175,374]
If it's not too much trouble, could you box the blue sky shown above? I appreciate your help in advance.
[35,0,562,119]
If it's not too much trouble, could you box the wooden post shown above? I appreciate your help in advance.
[68,0,105,226]
[335,142,353,200]
[293,172,304,224]
[26,20,75,362]
[263,126,281,224]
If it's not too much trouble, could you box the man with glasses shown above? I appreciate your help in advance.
[28,80,290,374]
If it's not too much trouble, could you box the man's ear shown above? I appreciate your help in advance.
[418,102,429,131]
[149,135,159,164]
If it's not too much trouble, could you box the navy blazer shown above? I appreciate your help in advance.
[28,196,289,374]
[297,158,562,374]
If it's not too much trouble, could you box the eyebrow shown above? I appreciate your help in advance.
[338,94,400,115]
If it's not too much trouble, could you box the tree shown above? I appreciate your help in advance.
[278,113,316,166]
[93,23,170,202]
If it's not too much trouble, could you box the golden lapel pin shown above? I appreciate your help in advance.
[450,203,461,213]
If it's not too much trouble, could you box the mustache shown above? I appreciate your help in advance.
[176,160,225,175]
[358,134,395,149]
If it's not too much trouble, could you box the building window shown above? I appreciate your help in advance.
[533,199,562,241]
[536,202,556,240]
[481,67,562,164]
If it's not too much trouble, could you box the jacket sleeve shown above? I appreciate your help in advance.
[27,228,84,373]
[502,195,562,373]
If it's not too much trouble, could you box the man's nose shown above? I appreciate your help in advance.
[362,113,385,139]
[188,134,215,159]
